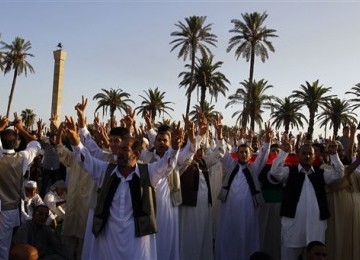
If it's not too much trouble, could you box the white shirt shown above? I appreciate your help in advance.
[72,142,179,259]
[270,150,344,247]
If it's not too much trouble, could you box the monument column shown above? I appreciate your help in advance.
[51,48,67,124]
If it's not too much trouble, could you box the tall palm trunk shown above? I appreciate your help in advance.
[307,109,316,141]
[200,85,206,112]
[284,120,290,134]
[249,46,256,131]
[186,49,196,115]
[6,67,18,118]
[110,109,116,128]
[151,108,156,123]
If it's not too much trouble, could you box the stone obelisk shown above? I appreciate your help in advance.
[51,48,67,124]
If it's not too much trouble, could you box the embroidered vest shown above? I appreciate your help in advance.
[280,165,330,220]
[180,159,212,207]
[92,163,157,237]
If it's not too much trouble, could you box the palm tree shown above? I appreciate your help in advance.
[248,79,274,131]
[269,97,308,134]
[290,80,335,140]
[93,88,134,125]
[170,15,218,114]
[1,37,35,117]
[179,55,229,112]
[189,101,219,125]
[317,98,357,138]
[225,81,251,127]
[227,11,278,86]
[345,83,360,111]
[226,79,274,131]
[135,87,174,122]
[0,33,3,72]
[20,108,36,130]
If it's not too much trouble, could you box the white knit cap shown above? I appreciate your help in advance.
[50,180,67,191]
[24,180,37,188]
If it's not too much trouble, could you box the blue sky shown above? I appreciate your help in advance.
[1,1,360,137]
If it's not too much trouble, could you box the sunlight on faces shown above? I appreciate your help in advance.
[154,132,171,157]
[116,138,141,168]
[109,135,122,154]
[237,145,252,164]
[298,145,315,169]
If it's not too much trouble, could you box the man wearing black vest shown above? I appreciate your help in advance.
[270,141,344,260]
[214,114,273,260]
[65,119,184,259]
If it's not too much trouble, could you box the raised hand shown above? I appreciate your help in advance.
[213,113,223,140]
[122,108,135,132]
[13,112,24,130]
[183,114,195,144]
[49,113,59,133]
[75,96,88,115]
[350,122,357,136]
[0,115,10,131]
[162,118,171,126]
[74,96,87,128]
[280,132,292,153]
[264,121,274,143]
[94,112,100,128]
[171,121,184,150]
[144,110,153,130]
[64,116,80,146]
[198,115,209,137]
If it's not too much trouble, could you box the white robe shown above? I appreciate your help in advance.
[73,142,178,260]
[179,171,213,260]
[270,151,344,250]
[139,140,196,260]
[78,126,116,260]
[215,142,269,260]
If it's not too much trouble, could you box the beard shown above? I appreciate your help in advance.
[117,153,137,168]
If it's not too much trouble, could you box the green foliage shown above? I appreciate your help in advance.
[290,80,335,139]
[269,97,307,133]
[1,36,35,117]
[135,87,174,121]
[93,88,134,123]
[170,15,218,114]
[317,98,357,137]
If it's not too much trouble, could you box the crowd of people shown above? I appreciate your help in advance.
[1,96,360,260]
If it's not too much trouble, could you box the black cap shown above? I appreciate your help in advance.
[109,127,129,138]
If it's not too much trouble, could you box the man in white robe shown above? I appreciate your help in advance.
[270,142,344,260]
[140,121,196,260]
[65,122,183,259]
[214,118,273,260]
[74,97,129,260]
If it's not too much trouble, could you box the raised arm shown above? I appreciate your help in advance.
[148,121,183,187]
[270,136,291,183]
[324,141,345,184]
[64,116,108,186]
